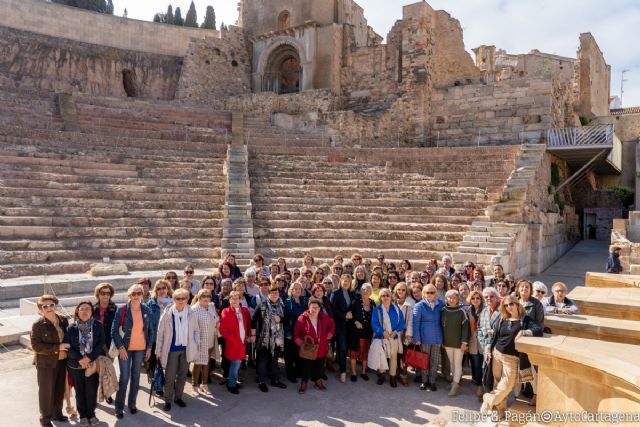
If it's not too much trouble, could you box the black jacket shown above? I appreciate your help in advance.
[93,302,117,351]
[330,288,355,334]
[64,320,106,369]
[490,315,543,354]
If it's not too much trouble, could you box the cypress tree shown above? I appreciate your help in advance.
[184,1,198,28]
[201,5,216,30]
[166,5,174,25]
[174,7,184,26]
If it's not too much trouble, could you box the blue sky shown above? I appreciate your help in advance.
[116,0,640,107]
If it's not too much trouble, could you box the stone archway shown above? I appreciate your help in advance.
[263,44,302,94]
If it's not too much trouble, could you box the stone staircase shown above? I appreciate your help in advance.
[0,86,64,130]
[244,115,331,148]
[487,143,546,221]
[248,145,520,267]
[221,144,255,269]
[0,89,231,278]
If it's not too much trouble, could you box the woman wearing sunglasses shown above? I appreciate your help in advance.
[480,295,542,419]
[111,284,153,419]
[31,295,70,427]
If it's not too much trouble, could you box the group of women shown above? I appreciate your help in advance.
[32,253,572,425]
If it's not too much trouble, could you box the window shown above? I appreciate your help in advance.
[278,11,290,30]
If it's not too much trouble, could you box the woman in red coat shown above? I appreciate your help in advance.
[219,291,252,394]
[294,298,335,394]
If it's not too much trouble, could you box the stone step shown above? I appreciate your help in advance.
[0,225,222,239]
[456,245,507,255]
[253,219,468,232]
[0,236,218,251]
[0,206,219,220]
[251,192,487,204]
[254,247,450,261]
[256,229,464,241]
[252,204,486,216]
[253,210,484,224]
[585,272,640,288]
[568,287,640,320]
[0,196,224,211]
[0,216,221,229]
[0,186,225,204]
[257,238,459,251]
[0,315,40,345]
[0,246,220,264]
[545,313,640,345]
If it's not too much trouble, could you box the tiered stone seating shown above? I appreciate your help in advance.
[0,104,229,277]
[244,116,330,148]
[74,94,232,143]
[248,142,519,266]
[0,87,64,130]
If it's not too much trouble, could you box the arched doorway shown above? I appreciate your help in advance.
[262,44,302,94]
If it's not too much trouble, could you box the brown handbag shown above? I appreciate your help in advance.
[299,335,319,360]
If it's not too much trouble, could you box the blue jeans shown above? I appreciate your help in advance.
[227,360,242,388]
[470,352,484,386]
[115,350,145,413]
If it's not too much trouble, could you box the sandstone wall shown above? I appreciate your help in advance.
[0,0,217,56]
[429,79,554,146]
[175,28,251,103]
[241,0,335,37]
[576,33,611,119]
[225,90,340,116]
[0,26,181,99]
[592,113,640,187]
[431,10,482,88]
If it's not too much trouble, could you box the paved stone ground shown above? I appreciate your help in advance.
[530,239,609,292]
[0,346,493,427]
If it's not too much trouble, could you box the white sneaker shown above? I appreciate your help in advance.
[199,384,210,395]
[339,373,346,383]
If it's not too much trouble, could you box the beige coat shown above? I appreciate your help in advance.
[96,355,118,402]
[155,305,200,368]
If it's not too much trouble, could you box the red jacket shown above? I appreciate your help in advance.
[219,306,251,361]
[294,311,335,359]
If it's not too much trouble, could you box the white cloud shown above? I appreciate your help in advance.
[114,0,640,107]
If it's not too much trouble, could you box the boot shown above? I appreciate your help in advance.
[377,372,385,385]
[448,382,460,397]
[400,374,408,386]
[314,379,326,391]
[298,381,307,394]
[390,375,398,388]
[475,385,484,397]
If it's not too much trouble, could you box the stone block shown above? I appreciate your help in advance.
[88,263,129,277]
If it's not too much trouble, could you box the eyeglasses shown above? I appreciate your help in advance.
[131,292,143,296]
[484,296,496,299]
[78,307,92,312]
[100,291,112,296]
[175,297,188,301]
[200,295,212,299]
[185,271,194,275]
[204,281,215,286]
[293,272,301,276]
[471,297,481,300]
[42,303,56,309]
[553,289,565,293]
[260,283,269,287]
[425,291,436,295]
[505,302,516,307]
[535,290,546,294]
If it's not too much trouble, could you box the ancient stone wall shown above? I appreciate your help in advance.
[0,26,181,99]
[576,33,611,119]
[0,0,216,56]
[431,10,482,88]
[225,90,340,116]
[429,79,554,146]
[175,28,252,103]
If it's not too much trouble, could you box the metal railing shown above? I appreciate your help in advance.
[547,124,613,147]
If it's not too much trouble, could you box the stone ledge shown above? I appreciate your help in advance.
[568,286,640,320]
[545,313,640,345]
[585,272,640,288]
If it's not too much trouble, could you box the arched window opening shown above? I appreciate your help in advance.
[278,11,290,30]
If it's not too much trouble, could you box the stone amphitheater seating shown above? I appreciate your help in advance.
[0,87,230,278]
[0,87,64,130]
[246,114,520,266]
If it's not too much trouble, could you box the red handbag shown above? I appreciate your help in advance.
[405,345,429,371]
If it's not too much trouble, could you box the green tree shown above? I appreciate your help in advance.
[174,7,184,26]
[184,1,198,27]
[153,13,166,23]
[106,0,114,14]
[52,0,113,14]
[220,21,228,31]
[166,5,174,25]
[201,5,216,30]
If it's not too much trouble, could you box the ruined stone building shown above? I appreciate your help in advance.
[0,0,637,279]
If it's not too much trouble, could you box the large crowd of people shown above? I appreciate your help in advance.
[31,252,578,426]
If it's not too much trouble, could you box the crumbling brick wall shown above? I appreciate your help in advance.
[175,27,251,104]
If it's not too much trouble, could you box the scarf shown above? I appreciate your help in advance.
[157,296,173,309]
[171,305,189,347]
[77,318,94,356]
[258,299,285,355]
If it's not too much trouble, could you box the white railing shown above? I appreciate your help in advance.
[547,124,613,147]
